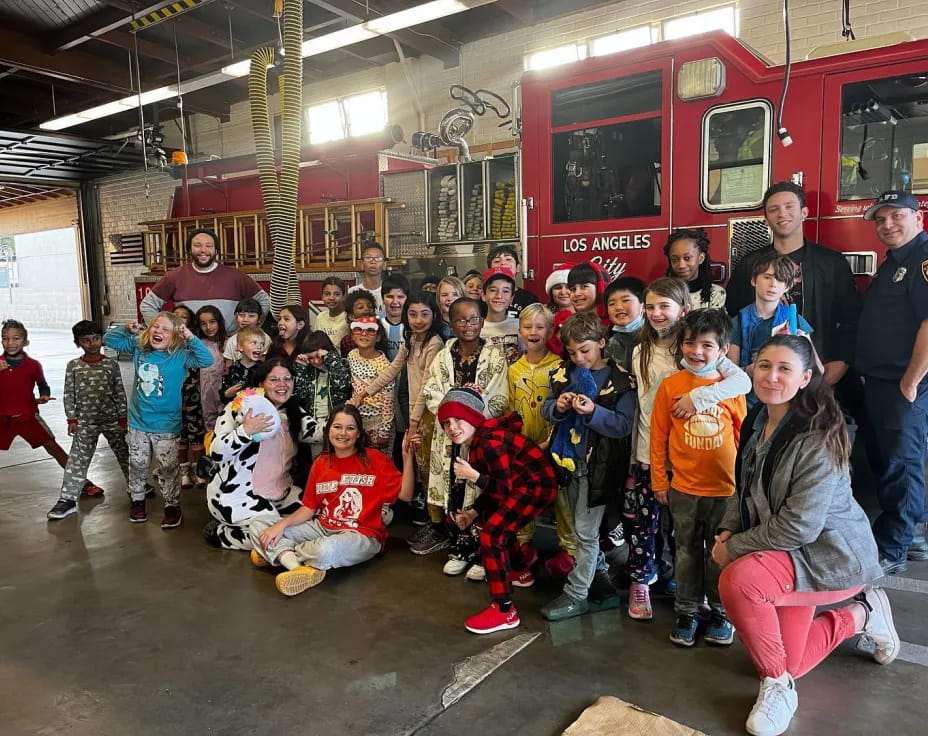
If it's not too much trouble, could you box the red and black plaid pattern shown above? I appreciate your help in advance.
[469,414,558,601]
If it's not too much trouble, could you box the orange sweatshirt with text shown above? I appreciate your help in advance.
[649,369,746,497]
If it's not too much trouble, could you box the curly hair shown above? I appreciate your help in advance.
[663,228,713,307]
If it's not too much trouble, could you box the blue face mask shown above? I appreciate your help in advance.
[655,323,677,338]
[680,357,718,376]
[613,314,644,333]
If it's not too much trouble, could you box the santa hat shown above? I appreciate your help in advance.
[545,264,572,295]
[350,315,380,331]
[437,385,486,428]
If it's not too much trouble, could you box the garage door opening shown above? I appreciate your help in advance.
[0,189,84,329]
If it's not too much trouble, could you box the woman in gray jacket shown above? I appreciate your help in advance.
[711,335,898,736]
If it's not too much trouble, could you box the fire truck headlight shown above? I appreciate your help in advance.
[677,58,726,100]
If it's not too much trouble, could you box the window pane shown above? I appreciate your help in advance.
[551,69,662,128]
[525,43,585,72]
[308,101,344,144]
[347,90,388,137]
[663,5,736,41]
[703,102,770,209]
[552,117,662,223]
[590,26,653,57]
[839,72,928,199]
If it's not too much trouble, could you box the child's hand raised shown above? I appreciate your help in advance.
[125,320,142,333]
[293,353,310,365]
[572,394,595,416]
[177,324,193,342]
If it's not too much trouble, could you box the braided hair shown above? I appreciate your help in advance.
[663,228,713,307]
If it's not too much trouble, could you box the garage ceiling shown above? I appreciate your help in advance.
[0,0,613,139]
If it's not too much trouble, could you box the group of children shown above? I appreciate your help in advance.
[1,232,820,645]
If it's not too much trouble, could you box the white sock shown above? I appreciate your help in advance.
[278,551,300,571]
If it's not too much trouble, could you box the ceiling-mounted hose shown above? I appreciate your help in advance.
[250,0,303,317]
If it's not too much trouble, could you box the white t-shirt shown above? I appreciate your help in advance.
[222,331,272,362]
[632,344,677,465]
[314,310,349,353]
[348,283,384,316]
[481,317,522,364]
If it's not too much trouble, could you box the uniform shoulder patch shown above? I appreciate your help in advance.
[922,259,928,283]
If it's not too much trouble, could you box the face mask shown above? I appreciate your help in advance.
[654,323,677,338]
[613,314,644,333]
[680,358,718,376]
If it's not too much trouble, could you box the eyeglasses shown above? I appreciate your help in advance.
[362,256,384,263]
[352,327,379,334]
[266,376,294,384]
[453,316,482,327]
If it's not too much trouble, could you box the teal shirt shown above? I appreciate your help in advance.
[103,326,214,434]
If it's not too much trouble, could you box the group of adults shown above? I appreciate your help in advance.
[726,184,928,576]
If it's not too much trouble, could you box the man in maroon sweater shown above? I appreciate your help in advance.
[438,385,558,635]
[140,228,270,332]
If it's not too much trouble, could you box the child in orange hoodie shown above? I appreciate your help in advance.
[650,308,747,648]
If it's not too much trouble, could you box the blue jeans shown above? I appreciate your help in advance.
[864,377,928,562]
[564,460,608,601]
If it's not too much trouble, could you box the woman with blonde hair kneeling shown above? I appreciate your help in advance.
[249,403,414,596]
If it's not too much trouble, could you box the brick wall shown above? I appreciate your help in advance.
[95,169,177,324]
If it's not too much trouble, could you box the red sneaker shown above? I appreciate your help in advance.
[464,602,520,634]
[510,569,535,587]
[81,480,105,497]
[518,542,538,570]
[545,550,575,579]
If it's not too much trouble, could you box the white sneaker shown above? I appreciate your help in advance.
[381,504,394,527]
[466,564,486,582]
[859,587,900,665]
[443,556,470,576]
[746,675,797,736]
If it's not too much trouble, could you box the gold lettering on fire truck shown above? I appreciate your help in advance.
[562,234,652,253]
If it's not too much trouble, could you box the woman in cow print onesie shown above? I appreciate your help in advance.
[203,358,317,550]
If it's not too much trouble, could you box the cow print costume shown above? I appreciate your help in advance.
[205,390,317,550]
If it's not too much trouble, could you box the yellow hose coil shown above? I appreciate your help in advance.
[249,0,303,317]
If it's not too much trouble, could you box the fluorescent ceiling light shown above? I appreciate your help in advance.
[41,0,496,130]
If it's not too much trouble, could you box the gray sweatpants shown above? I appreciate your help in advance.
[669,488,728,616]
[248,514,381,570]
[128,427,180,505]
[60,422,130,501]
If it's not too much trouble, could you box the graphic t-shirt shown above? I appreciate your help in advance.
[786,246,805,312]
[302,450,402,545]
[481,317,522,364]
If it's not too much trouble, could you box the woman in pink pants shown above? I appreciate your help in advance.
[711,336,899,736]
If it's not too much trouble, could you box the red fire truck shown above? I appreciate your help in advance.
[518,30,928,292]
[136,30,928,312]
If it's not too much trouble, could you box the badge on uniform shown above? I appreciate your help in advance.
[894,266,907,283]
[922,259,928,282]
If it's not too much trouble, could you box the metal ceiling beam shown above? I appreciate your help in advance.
[93,29,191,67]
[49,4,174,52]
[496,0,534,24]
[102,0,245,51]
[0,28,134,94]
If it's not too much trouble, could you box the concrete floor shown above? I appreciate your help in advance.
[2,330,927,736]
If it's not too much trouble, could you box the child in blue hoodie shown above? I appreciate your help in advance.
[104,312,213,528]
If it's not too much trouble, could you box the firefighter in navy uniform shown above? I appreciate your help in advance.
[856,190,928,574]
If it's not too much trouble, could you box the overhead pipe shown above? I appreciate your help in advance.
[249,0,303,316]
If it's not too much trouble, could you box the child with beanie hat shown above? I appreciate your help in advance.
[438,386,558,634]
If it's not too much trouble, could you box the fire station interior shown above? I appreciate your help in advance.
[1,1,927,735]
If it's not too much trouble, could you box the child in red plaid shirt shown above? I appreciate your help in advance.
[438,386,558,634]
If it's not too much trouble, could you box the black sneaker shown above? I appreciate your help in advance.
[409,525,449,555]
[588,570,621,611]
[410,496,430,526]
[129,500,148,523]
[47,498,77,520]
[203,519,221,547]
[161,505,183,529]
